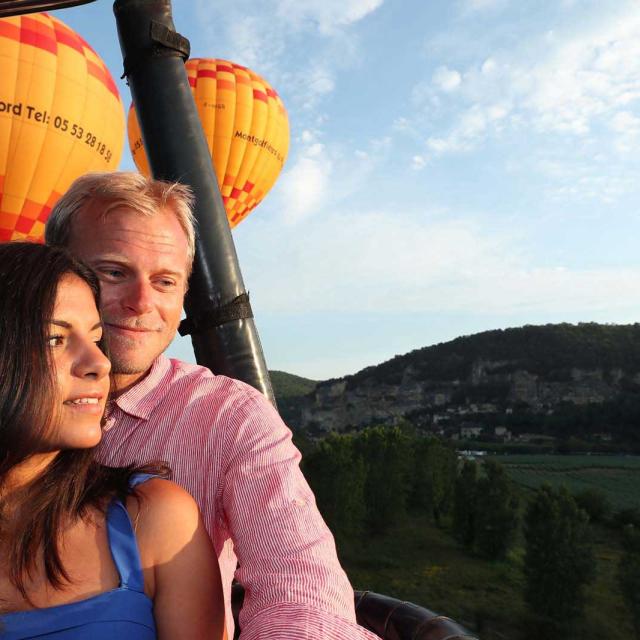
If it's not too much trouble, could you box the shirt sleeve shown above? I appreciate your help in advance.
[220,385,380,640]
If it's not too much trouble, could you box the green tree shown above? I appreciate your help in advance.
[524,485,595,630]
[357,426,413,534]
[574,488,611,524]
[619,525,640,638]
[473,460,519,559]
[410,438,457,523]
[453,459,478,548]
[303,433,366,543]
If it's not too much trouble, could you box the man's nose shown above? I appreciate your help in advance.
[121,278,154,314]
[73,341,111,380]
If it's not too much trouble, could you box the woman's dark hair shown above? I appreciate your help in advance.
[0,242,166,600]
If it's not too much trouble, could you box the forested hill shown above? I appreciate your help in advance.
[337,323,640,389]
[282,323,640,445]
[270,370,317,398]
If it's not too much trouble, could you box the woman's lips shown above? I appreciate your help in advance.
[63,395,105,414]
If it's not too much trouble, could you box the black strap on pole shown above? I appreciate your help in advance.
[178,293,253,337]
[112,0,276,405]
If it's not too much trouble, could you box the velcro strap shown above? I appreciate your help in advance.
[149,21,190,58]
[178,293,253,336]
[122,20,190,79]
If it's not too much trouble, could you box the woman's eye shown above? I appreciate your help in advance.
[47,335,64,347]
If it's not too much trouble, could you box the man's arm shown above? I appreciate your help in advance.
[220,383,380,639]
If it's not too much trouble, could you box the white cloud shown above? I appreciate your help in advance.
[412,155,427,170]
[298,64,336,107]
[277,153,333,223]
[426,102,509,154]
[206,11,285,74]
[460,0,508,13]
[268,135,391,225]
[393,117,412,132]
[194,0,381,119]
[421,4,640,158]
[237,206,640,317]
[481,57,497,74]
[299,130,318,144]
[608,110,640,152]
[277,0,384,34]
[432,66,462,92]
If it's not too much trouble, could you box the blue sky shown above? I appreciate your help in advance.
[55,0,640,380]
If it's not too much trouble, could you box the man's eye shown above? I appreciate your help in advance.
[157,278,177,288]
[47,335,64,347]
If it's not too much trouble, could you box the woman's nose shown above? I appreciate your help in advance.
[74,341,111,380]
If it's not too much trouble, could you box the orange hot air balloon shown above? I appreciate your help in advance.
[128,58,289,228]
[0,13,124,242]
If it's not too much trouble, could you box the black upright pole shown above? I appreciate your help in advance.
[112,0,275,405]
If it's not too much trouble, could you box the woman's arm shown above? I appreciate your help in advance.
[129,479,226,640]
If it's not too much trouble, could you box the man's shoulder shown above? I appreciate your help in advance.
[162,357,272,411]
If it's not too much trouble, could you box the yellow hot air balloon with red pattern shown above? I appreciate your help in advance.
[128,58,289,228]
[0,12,124,242]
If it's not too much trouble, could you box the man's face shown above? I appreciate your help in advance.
[67,203,190,391]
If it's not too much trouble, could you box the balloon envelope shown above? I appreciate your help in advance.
[128,58,289,228]
[0,12,124,242]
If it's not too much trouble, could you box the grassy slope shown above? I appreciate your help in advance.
[493,454,640,510]
[270,370,317,398]
[337,510,633,640]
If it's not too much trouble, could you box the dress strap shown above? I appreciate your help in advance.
[106,474,157,593]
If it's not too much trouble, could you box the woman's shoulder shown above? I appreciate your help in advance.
[126,479,201,563]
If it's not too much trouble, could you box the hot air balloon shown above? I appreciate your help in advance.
[128,58,289,228]
[0,12,124,242]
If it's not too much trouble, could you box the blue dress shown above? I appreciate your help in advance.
[1,476,157,639]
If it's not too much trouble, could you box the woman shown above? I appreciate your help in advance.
[0,242,225,639]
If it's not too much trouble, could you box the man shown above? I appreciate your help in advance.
[45,171,379,640]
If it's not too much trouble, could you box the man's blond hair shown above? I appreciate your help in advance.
[45,172,197,266]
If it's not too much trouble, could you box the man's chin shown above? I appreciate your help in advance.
[111,362,150,376]
[108,342,171,376]
[109,352,157,377]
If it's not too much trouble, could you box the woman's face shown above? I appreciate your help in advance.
[45,274,111,452]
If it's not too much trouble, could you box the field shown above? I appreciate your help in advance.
[339,454,638,638]
[488,454,640,510]
[340,514,634,640]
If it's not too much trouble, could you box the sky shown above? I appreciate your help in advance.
[53,0,640,380]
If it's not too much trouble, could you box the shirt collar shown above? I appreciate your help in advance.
[109,354,173,420]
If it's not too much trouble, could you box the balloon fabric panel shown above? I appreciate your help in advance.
[225,68,268,220]
[0,13,124,242]
[128,57,289,229]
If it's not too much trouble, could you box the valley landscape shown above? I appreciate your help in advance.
[271,323,640,639]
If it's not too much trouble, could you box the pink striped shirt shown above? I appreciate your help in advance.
[96,355,379,640]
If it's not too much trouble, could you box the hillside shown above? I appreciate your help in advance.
[270,370,317,426]
[342,323,640,387]
[281,323,640,447]
[270,370,317,398]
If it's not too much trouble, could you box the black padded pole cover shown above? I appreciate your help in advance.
[230,584,479,640]
[112,0,275,405]
[0,0,95,17]
[354,591,478,640]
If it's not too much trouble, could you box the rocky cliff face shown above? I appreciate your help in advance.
[293,358,640,435]
[281,324,640,438]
